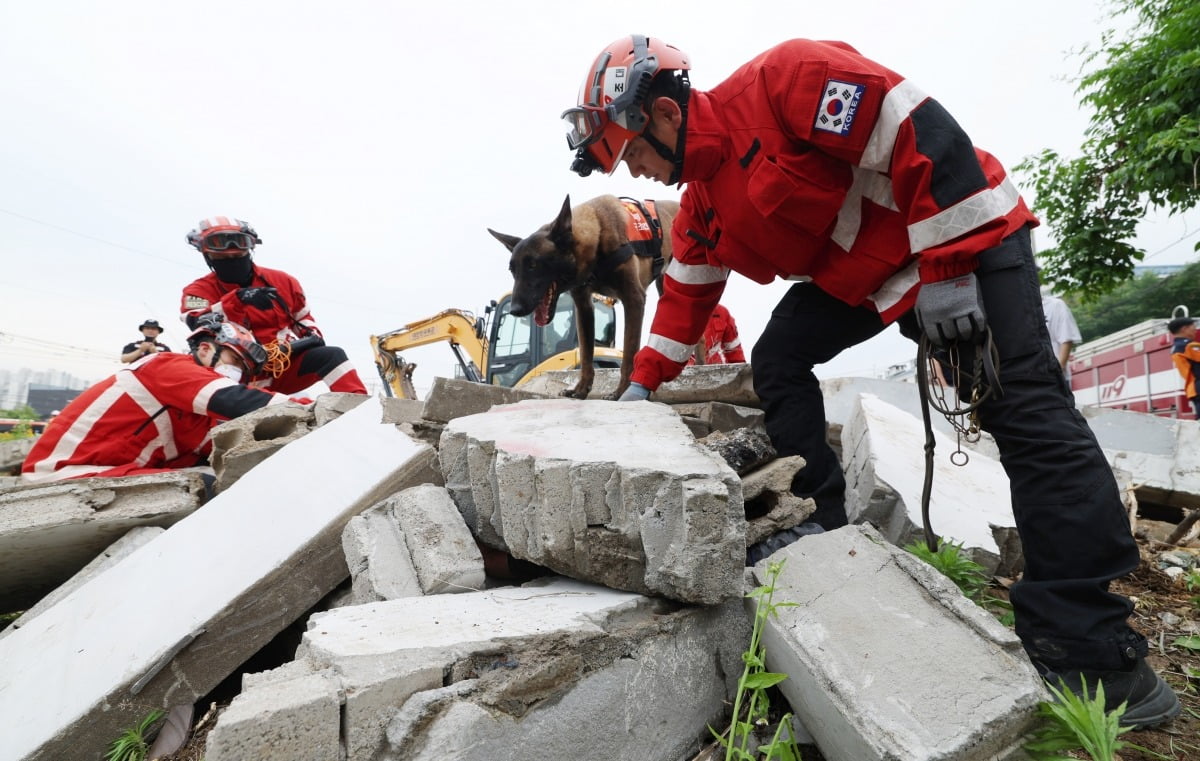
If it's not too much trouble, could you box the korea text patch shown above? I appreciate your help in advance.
[814,79,865,136]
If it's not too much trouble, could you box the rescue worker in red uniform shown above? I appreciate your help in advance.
[686,303,746,365]
[23,319,299,484]
[562,35,1180,727]
[180,216,369,396]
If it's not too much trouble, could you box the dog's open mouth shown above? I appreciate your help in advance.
[533,282,558,327]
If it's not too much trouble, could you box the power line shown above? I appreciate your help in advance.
[0,207,187,267]
[1142,226,1200,262]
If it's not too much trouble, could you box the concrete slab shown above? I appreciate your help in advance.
[520,365,759,406]
[0,526,163,639]
[842,394,1017,574]
[821,376,1001,460]
[751,524,1044,761]
[0,471,206,611]
[439,398,745,604]
[1081,406,1200,510]
[207,578,748,761]
[0,397,435,761]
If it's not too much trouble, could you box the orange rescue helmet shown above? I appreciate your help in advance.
[563,35,690,177]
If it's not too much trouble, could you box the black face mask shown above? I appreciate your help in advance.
[209,255,255,286]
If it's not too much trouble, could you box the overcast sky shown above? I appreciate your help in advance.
[2,0,1197,397]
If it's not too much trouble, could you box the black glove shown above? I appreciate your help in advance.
[236,287,279,309]
[914,273,987,348]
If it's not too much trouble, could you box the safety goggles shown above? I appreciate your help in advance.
[562,105,608,151]
[215,323,268,370]
[203,232,256,252]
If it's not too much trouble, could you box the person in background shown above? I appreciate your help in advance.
[120,319,172,363]
[23,318,303,484]
[1041,287,1081,377]
[561,34,1180,727]
[1168,316,1200,418]
[687,303,746,365]
[180,216,369,396]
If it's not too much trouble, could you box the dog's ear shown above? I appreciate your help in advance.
[548,195,573,246]
[487,228,523,253]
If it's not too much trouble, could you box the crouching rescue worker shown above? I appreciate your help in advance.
[562,35,1181,727]
[180,216,369,396]
[22,318,303,484]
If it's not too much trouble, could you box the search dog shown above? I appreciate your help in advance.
[488,194,678,400]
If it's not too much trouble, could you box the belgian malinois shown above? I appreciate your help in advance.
[488,194,678,400]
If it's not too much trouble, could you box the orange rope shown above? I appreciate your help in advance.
[262,341,293,378]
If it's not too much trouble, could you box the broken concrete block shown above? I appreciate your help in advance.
[0,471,206,611]
[439,399,745,605]
[699,427,777,475]
[1,526,163,639]
[205,665,342,761]
[672,401,765,434]
[382,397,426,425]
[1082,405,1200,511]
[0,397,435,761]
[213,578,746,761]
[842,394,1017,575]
[313,392,371,427]
[342,485,485,603]
[0,438,34,474]
[420,377,548,424]
[740,456,814,546]
[210,403,315,493]
[752,524,1044,761]
[343,504,423,603]
[520,365,759,406]
[392,485,485,594]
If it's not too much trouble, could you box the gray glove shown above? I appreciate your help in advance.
[617,382,651,402]
[914,273,987,348]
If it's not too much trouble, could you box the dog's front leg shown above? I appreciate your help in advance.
[564,288,596,398]
[609,289,647,400]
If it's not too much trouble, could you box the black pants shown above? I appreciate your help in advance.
[751,228,1146,671]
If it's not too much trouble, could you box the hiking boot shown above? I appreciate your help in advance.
[1040,658,1181,729]
[746,522,825,566]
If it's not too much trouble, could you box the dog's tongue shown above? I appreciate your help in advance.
[534,283,556,327]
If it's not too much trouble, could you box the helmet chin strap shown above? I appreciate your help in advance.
[640,87,690,186]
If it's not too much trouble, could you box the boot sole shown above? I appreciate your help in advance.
[1119,676,1183,729]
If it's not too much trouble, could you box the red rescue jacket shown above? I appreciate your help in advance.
[22,353,290,483]
[633,39,1037,390]
[180,265,321,347]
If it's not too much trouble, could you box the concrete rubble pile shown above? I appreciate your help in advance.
[0,365,1196,761]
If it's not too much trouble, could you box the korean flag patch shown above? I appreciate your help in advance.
[814,79,865,136]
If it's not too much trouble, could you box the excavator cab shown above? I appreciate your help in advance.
[486,292,621,387]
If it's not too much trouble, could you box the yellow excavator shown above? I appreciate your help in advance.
[370,292,623,399]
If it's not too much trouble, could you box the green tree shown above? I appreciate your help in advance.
[0,405,39,420]
[1066,261,1200,340]
[1016,0,1200,298]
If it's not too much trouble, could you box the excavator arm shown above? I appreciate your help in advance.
[369,309,488,399]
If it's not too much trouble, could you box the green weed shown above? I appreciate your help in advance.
[104,709,164,761]
[904,539,990,601]
[710,559,803,761]
[1025,677,1130,761]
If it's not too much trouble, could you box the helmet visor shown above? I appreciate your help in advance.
[203,232,256,252]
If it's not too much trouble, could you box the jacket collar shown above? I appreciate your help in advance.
[678,90,731,185]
